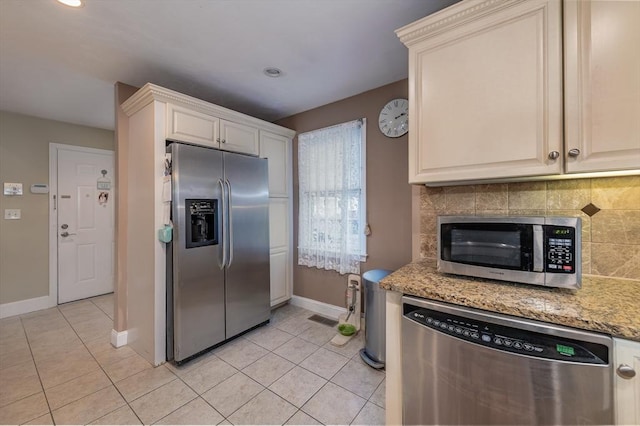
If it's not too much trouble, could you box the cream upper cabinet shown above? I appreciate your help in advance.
[614,338,640,425]
[564,0,640,174]
[259,130,290,197]
[167,103,259,156]
[398,0,639,185]
[167,103,219,148]
[219,119,259,156]
[397,0,563,185]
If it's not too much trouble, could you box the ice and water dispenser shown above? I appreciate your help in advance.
[185,199,218,248]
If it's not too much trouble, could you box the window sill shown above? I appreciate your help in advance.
[297,248,368,262]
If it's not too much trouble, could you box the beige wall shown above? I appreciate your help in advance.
[276,80,413,307]
[417,176,640,280]
[114,82,139,331]
[0,111,114,305]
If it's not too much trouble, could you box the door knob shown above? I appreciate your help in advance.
[60,231,76,237]
[61,224,68,229]
[548,151,560,160]
[568,148,581,157]
[617,364,636,379]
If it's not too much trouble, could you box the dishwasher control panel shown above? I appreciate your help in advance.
[404,305,609,364]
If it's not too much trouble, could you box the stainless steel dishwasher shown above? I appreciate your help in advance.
[402,296,613,425]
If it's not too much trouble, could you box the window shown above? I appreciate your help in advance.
[297,118,366,275]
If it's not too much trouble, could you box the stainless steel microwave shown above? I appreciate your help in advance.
[437,216,581,289]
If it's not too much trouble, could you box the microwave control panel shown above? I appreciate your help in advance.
[544,226,576,274]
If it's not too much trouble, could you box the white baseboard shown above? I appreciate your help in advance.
[290,295,346,320]
[0,296,53,319]
[111,329,128,347]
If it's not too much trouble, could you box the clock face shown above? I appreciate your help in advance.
[378,98,408,138]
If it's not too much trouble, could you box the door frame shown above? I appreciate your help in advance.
[48,143,115,307]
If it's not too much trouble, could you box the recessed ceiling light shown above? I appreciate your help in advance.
[56,0,84,7]
[263,67,283,78]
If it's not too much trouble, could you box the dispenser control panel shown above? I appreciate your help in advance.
[185,199,218,248]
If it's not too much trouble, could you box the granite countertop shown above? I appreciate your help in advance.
[380,261,640,341]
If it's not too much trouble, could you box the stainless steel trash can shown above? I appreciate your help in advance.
[360,269,392,369]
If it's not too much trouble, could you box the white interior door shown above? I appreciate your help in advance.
[57,147,114,303]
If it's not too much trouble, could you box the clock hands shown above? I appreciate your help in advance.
[394,112,407,120]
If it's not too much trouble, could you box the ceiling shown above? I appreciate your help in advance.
[0,0,458,130]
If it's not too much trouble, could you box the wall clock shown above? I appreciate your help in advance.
[378,98,408,138]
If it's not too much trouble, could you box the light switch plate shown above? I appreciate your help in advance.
[4,209,21,219]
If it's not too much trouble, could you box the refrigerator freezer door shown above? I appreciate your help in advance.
[171,144,226,362]
[223,152,271,338]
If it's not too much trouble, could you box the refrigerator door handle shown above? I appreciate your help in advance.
[225,179,234,267]
[218,178,227,269]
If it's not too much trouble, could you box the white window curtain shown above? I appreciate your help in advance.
[298,118,366,275]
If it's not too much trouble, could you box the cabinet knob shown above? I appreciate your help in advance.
[568,148,581,158]
[617,364,636,380]
[548,151,560,160]
[216,137,221,143]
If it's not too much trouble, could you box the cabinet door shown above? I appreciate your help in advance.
[614,338,640,425]
[269,198,291,305]
[166,103,219,148]
[270,249,289,306]
[564,0,640,173]
[260,131,290,197]
[403,0,563,184]
[219,119,259,155]
[269,198,289,251]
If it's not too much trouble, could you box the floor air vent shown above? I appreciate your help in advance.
[307,314,338,327]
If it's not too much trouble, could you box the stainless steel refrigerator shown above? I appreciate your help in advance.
[166,142,270,363]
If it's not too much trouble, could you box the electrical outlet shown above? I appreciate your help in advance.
[4,209,21,219]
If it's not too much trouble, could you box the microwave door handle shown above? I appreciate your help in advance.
[533,225,544,272]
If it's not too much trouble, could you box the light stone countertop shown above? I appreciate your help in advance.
[380,261,640,342]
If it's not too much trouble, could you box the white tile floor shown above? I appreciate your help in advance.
[0,294,385,425]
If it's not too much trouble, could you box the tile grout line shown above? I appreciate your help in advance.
[193,341,287,421]
[57,303,128,425]
[293,331,383,424]
[14,301,381,425]
[270,319,375,425]
[209,314,327,424]
[234,336,320,424]
[16,314,54,425]
[67,299,185,424]
[84,300,145,425]
[154,362,224,425]
[216,371,267,421]
[325,356,376,423]
[57,300,145,425]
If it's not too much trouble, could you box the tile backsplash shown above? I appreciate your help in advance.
[419,176,640,280]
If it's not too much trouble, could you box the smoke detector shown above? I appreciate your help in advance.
[263,67,283,78]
